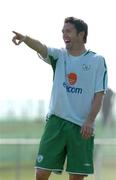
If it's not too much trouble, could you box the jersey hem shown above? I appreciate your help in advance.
[48,113,83,127]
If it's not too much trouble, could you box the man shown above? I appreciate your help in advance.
[12,17,108,180]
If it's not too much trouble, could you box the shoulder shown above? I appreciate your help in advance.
[84,50,107,70]
[48,47,66,55]
[86,50,106,62]
[47,47,67,60]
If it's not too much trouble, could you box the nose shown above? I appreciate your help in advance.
[63,32,68,40]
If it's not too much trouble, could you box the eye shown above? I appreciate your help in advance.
[62,29,64,34]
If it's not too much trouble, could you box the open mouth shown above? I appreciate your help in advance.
[64,40,71,44]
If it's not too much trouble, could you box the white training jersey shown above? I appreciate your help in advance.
[39,48,108,126]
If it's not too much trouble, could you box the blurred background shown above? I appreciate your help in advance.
[0,0,116,179]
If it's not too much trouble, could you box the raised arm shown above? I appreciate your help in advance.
[12,31,47,59]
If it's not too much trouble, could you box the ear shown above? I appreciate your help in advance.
[79,31,85,38]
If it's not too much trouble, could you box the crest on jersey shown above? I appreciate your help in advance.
[82,64,91,71]
[67,72,77,85]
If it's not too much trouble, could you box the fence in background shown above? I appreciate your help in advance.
[1,138,116,145]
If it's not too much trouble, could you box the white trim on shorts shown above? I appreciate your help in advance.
[67,170,94,176]
[35,166,63,174]
[34,166,93,176]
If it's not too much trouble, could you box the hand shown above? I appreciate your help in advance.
[12,31,26,45]
[81,120,94,139]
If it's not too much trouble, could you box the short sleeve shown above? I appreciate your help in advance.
[95,57,108,93]
[38,47,60,64]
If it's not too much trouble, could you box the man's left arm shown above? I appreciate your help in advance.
[81,91,104,139]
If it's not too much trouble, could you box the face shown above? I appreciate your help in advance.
[62,23,82,50]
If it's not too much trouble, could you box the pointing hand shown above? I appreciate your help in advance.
[12,31,26,45]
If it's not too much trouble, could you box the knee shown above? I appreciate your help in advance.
[35,169,42,180]
[35,168,51,180]
[70,174,85,180]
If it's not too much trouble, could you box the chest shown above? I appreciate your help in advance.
[64,57,96,79]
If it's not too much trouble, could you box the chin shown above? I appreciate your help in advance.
[66,44,71,50]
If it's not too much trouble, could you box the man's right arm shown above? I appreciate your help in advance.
[12,31,47,59]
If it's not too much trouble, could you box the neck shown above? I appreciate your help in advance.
[67,45,86,56]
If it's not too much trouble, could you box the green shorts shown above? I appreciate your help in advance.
[35,115,94,175]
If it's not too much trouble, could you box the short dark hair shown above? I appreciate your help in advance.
[64,17,88,43]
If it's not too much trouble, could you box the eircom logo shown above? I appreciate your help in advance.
[63,72,82,94]
[63,82,82,94]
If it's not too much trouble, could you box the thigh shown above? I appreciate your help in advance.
[35,115,67,172]
[66,123,94,175]
[69,174,85,180]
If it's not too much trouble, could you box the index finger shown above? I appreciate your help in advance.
[12,31,18,35]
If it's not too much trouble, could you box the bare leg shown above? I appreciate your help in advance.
[69,174,85,180]
[35,168,52,180]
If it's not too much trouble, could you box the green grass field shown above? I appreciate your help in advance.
[0,118,116,180]
[0,119,45,138]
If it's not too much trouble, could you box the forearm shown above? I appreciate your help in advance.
[12,31,47,58]
[24,36,47,58]
[81,92,104,138]
[87,91,104,123]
